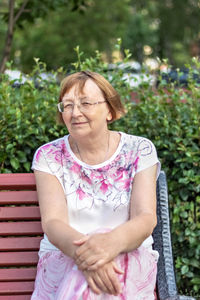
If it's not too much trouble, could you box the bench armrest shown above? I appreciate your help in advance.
[162,297,196,300]
[153,171,196,300]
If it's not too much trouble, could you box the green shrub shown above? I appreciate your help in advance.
[0,45,199,296]
[0,60,66,173]
[110,69,200,296]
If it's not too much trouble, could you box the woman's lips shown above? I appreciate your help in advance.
[72,122,88,125]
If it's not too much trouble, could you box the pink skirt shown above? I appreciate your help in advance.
[31,245,158,300]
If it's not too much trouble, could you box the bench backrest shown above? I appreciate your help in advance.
[0,173,42,300]
[0,172,179,300]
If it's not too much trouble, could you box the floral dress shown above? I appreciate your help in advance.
[31,132,160,300]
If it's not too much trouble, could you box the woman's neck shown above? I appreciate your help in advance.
[69,130,111,165]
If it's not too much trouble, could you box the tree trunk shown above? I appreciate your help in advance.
[0,0,15,74]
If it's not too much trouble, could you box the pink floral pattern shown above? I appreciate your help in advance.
[33,135,140,212]
[31,245,158,300]
[32,133,159,232]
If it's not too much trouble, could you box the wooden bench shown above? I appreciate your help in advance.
[0,172,196,300]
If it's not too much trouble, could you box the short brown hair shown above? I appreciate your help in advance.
[57,71,125,124]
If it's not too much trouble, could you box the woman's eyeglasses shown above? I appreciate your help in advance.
[57,100,107,113]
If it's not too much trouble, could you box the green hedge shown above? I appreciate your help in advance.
[0,48,199,297]
[111,80,200,297]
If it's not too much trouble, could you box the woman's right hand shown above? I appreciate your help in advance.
[82,261,123,296]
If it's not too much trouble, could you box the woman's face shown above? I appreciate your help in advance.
[61,79,112,138]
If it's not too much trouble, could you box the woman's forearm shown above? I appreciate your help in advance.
[109,213,157,255]
[44,219,85,259]
[73,213,157,272]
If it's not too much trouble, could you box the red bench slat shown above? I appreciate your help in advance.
[0,191,38,205]
[0,281,34,295]
[0,237,42,251]
[0,174,36,190]
[0,222,43,236]
[0,268,37,282]
[0,173,39,297]
[0,295,32,300]
[0,207,41,220]
[0,252,39,266]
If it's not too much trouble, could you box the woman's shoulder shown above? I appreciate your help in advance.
[32,136,69,175]
[120,132,155,148]
[119,132,160,176]
[33,136,69,165]
[35,136,68,154]
[32,135,69,170]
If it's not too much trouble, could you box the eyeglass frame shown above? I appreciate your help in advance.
[57,99,107,113]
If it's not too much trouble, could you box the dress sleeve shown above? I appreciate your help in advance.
[31,146,54,175]
[135,138,161,179]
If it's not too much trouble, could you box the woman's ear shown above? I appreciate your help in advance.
[106,111,112,122]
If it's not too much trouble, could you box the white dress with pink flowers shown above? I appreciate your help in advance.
[31,132,160,300]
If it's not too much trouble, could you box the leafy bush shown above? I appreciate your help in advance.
[0,44,199,296]
[0,60,66,172]
[111,64,200,296]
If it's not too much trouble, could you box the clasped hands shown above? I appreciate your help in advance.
[73,232,123,296]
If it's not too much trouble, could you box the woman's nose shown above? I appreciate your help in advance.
[71,104,82,116]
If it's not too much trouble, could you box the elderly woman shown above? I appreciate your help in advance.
[31,71,160,300]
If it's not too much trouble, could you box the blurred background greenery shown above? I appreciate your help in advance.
[1,0,200,72]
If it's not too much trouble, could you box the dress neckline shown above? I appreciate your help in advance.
[64,132,124,169]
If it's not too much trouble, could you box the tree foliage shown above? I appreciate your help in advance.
[1,0,90,26]
[1,0,200,71]
[123,0,200,65]
[0,0,90,72]
[8,0,130,72]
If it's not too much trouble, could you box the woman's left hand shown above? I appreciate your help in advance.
[73,232,121,271]
[83,261,123,295]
